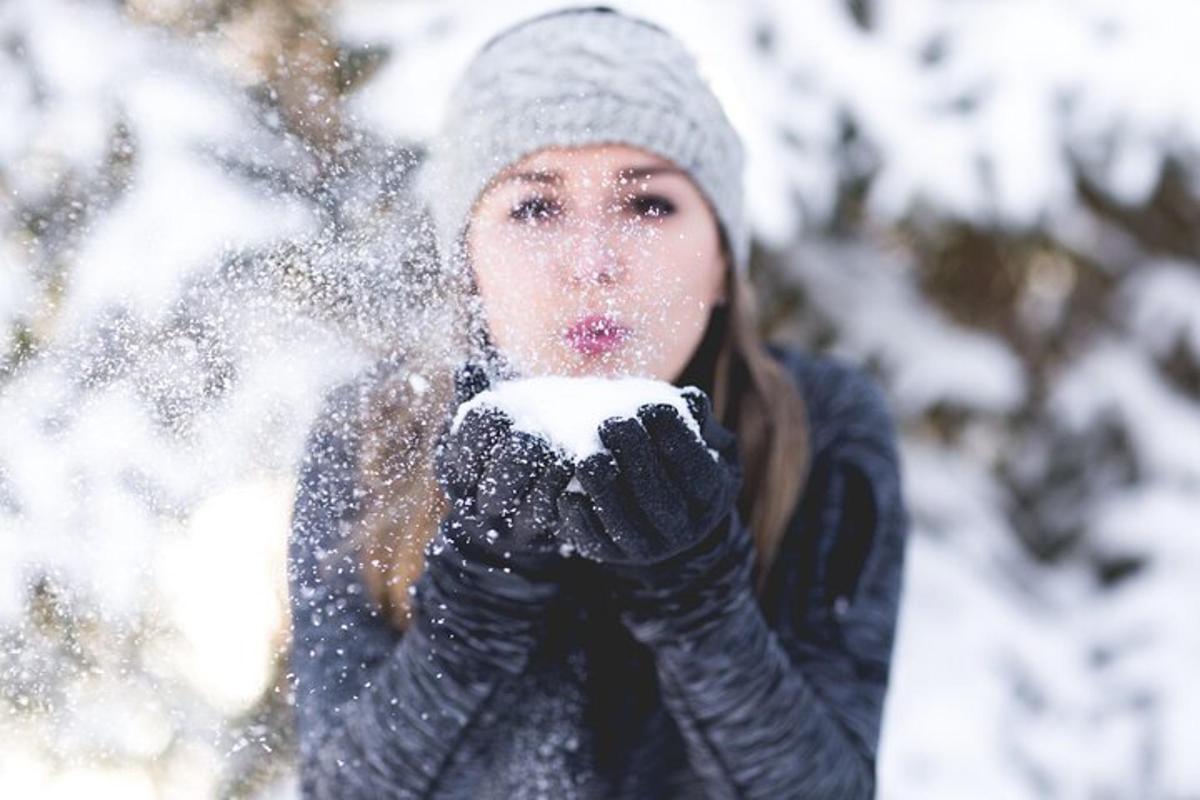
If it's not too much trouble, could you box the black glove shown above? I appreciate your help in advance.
[556,388,743,580]
[410,361,569,683]
[432,362,575,577]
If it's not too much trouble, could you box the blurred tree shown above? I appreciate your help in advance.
[2,0,1199,797]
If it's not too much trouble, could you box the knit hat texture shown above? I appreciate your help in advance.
[418,5,749,279]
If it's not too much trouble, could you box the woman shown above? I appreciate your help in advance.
[288,6,908,799]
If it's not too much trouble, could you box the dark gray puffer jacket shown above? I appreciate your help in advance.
[287,342,909,799]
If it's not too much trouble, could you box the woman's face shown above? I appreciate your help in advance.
[465,143,727,381]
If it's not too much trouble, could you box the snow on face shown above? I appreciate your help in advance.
[465,143,727,383]
[449,375,713,485]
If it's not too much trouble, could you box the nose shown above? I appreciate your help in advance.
[567,216,624,287]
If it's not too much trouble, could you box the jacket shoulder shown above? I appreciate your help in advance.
[764,341,898,459]
[292,354,413,519]
[306,354,410,443]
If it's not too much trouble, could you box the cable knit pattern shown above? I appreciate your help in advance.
[288,342,909,798]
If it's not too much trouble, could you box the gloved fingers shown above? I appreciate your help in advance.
[637,402,727,508]
[575,451,664,561]
[512,447,573,544]
[680,387,737,456]
[476,429,541,521]
[444,405,512,493]
[453,360,491,405]
[436,439,479,499]
[598,415,689,538]
[556,490,623,562]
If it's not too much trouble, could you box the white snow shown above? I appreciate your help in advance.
[1123,260,1200,358]
[3,0,1200,798]
[784,239,1027,416]
[450,375,712,484]
[1052,339,1200,483]
[338,0,1200,243]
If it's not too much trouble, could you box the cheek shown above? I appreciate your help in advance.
[628,253,721,378]
[640,229,723,312]
[476,263,540,327]
[469,233,561,346]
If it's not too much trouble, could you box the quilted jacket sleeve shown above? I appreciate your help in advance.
[616,349,909,799]
[286,373,559,799]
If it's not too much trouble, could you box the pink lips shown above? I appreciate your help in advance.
[565,314,630,356]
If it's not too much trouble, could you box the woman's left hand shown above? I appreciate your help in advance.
[557,388,743,572]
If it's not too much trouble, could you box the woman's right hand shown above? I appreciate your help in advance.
[432,377,575,578]
[408,364,572,681]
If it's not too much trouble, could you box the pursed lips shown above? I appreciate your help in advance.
[564,314,630,356]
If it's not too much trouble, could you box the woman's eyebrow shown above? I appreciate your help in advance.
[615,165,685,181]
[497,164,684,188]
[497,170,563,187]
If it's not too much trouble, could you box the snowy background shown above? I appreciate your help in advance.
[2,0,1198,797]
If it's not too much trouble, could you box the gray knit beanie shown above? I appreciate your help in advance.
[418,5,749,283]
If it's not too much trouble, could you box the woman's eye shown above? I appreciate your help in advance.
[509,196,560,223]
[629,194,675,218]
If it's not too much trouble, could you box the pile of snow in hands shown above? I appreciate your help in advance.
[449,375,718,493]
